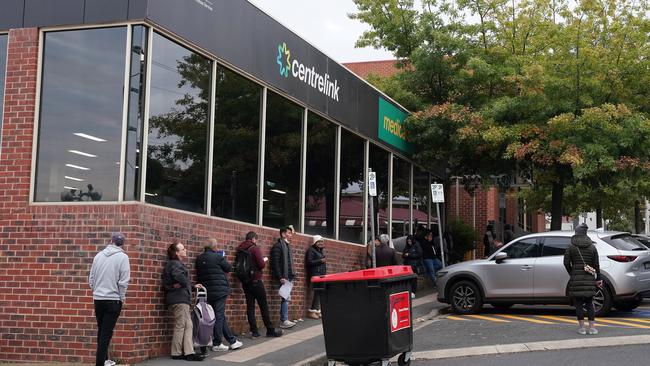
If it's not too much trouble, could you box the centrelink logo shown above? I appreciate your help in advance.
[276,42,340,102]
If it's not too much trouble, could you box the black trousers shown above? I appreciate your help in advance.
[573,296,595,321]
[94,300,122,366]
[309,283,320,310]
[242,280,273,333]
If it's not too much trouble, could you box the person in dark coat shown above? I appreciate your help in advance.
[376,234,398,267]
[305,235,326,318]
[504,224,515,244]
[270,226,296,329]
[161,241,205,361]
[195,238,242,351]
[402,235,423,295]
[419,230,442,285]
[483,224,495,257]
[563,223,602,335]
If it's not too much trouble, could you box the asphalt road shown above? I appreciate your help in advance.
[412,344,650,365]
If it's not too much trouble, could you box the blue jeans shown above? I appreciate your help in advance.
[280,297,289,322]
[209,297,236,345]
[423,258,443,285]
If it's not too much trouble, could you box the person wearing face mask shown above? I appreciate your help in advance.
[305,235,327,319]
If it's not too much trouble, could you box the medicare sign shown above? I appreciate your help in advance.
[276,42,340,102]
[378,97,413,154]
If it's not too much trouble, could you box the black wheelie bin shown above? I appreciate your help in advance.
[312,265,416,366]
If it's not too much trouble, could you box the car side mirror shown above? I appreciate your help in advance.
[494,252,507,263]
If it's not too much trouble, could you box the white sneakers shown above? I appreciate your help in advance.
[230,340,243,350]
[212,343,229,352]
[280,320,296,328]
[104,360,116,366]
[588,328,598,335]
[577,328,587,335]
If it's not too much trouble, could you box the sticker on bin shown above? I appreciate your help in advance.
[389,291,411,332]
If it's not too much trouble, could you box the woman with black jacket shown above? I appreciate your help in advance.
[402,235,423,296]
[563,223,602,335]
[305,235,326,319]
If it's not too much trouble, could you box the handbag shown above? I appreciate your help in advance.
[577,247,597,279]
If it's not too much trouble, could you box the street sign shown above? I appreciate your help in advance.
[431,183,444,203]
[368,171,377,197]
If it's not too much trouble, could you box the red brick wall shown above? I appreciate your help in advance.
[0,28,368,364]
[446,182,489,256]
[343,60,400,79]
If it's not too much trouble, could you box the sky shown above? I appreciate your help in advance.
[247,0,395,63]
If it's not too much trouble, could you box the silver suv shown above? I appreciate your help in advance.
[437,230,650,316]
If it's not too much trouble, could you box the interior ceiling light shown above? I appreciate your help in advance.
[64,175,84,182]
[63,185,80,190]
[67,149,97,158]
[65,163,90,171]
[270,189,286,195]
[73,132,107,142]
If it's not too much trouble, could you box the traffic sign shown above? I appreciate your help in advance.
[368,172,377,197]
[431,183,444,203]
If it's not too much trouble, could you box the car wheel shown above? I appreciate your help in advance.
[490,303,514,310]
[450,280,483,314]
[613,297,643,312]
[593,286,613,317]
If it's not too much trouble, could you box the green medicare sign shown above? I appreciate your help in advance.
[378,97,413,154]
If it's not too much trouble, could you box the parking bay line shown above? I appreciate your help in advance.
[446,315,471,321]
[595,318,650,329]
[497,314,557,324]
[465,314,510,322]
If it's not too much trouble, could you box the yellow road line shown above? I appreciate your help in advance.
[446,315,471,321]
[616,318,650,324]
[497,314,557,324]
[595,318,650,329]
[537,315,579,324]
[466,314,510,323]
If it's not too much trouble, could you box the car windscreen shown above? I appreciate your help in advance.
[601,234,647,251]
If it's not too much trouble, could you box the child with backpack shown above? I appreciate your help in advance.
[235,231,283,338]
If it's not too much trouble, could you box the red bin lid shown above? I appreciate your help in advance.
[311,265,414,283]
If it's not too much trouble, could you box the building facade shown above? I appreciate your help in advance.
[0,1,444,363]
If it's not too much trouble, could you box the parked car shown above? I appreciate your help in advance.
[437,230,650,316]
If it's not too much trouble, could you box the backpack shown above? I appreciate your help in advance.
[192,288,215,347]
[234,247,256,283]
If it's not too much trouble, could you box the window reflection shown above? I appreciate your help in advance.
[304,112,336,237]
[0,34,7,153]
[339,129,365,244]
[212,66,261,223]
[124,25,148,200]
[35,27,127,202]
[369,144,389,236]
[391,156,411,240]
[413,166,431,235]
[262,91,302,229]
[145,33,210,213]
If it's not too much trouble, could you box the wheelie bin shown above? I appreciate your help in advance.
[312,265,416,366]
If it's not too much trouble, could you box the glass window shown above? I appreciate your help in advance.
[339,129,365,244]
[391,156,410,240]
[145,33,211,213]
[541,237,571,256]
[369,144,389,236]
[501,238,539,259]
[0,34,7,153]
[262,91,302,229]
[211,66,261,224]
[304,112,336,237]
[413,166,430,235]
[124,25,148,200]
[602,234,647,251]
[35,27,127,202]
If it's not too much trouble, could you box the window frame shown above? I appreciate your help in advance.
[0,33,8,158]
[500,237,541,259]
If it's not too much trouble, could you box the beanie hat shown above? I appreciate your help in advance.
[111,232,125,246]
[312,235,324,245]
[575,223,588,236]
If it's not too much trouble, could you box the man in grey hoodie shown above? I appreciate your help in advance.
[89,233,130,366]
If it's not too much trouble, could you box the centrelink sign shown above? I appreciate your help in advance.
[276,42,340,102]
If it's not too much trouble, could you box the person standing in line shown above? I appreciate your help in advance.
[89,233,130,366]
[162,241,205,361]
[195,238,243,352]
[483,224,495,257]
[564,223,602,335]
[270,226,297,329]
[375,234,397,267]
[305,235,327,319]
[419,230,442,286]
[237,231,283,338]
[443,225,455,264]
[402,235,423,297]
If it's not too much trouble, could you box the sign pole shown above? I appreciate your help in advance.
[369,169,377,268]
[431,183,446,268]
[436,202,445,268]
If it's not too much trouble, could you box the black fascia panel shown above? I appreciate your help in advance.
[0,0,24,31]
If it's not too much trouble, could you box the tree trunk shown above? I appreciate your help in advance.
[634,200,641,234]
[596,205,603,228]
[550,177,564,231]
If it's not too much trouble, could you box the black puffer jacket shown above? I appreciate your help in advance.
[563,235,600,298]
[402,236,423,273]
[305,245,326,278]
[195,248,232,302]
[162,259,191,306]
